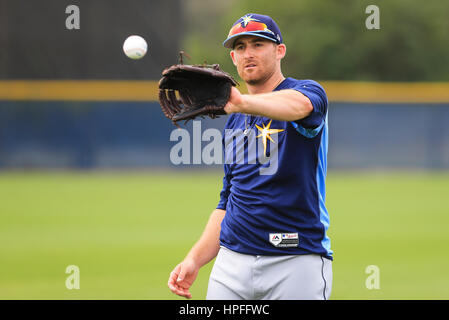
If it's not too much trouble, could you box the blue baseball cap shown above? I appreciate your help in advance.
[223,13,283,49]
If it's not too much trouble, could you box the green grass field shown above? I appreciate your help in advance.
[0,170,448,300]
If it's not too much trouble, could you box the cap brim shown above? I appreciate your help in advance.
[222,31,278,48]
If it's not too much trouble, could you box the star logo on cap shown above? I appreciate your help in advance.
[241,14,259,28]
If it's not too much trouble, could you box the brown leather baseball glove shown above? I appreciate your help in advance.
[158,56,238,126]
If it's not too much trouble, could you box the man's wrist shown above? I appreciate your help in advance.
[235,94,249,114]
[184,252,201,269]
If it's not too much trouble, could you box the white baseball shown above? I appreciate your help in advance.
[123,35,148,60]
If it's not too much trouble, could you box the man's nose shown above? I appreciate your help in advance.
[243,46,255,59]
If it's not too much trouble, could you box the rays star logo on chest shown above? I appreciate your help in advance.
[255,119,284,156]
[168,120,283,175]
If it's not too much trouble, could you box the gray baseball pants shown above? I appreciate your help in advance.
[206,246,332,300]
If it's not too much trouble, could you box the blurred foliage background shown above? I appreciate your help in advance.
[182,0,449,81]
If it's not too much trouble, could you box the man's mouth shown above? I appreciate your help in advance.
[244,63,257,69]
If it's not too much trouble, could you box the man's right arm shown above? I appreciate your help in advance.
[167,208,226,299]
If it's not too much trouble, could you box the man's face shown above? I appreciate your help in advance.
[230,36,285,86]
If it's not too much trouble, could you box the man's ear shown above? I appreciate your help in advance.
[230,50,237,66]
[277,44,286,60]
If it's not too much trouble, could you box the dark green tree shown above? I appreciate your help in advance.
[184,0,449,81]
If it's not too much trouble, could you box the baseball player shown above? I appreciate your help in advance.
[168,13,332,300]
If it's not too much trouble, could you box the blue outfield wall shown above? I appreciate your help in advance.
[0,101,448,169]
[329,102,449,169]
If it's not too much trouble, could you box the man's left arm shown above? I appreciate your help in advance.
[224,87,313,122]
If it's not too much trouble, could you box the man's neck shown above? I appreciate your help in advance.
[246,72,286,95]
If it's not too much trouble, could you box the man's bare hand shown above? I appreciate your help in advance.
[224,86,245,114]
[167,259,199,299]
